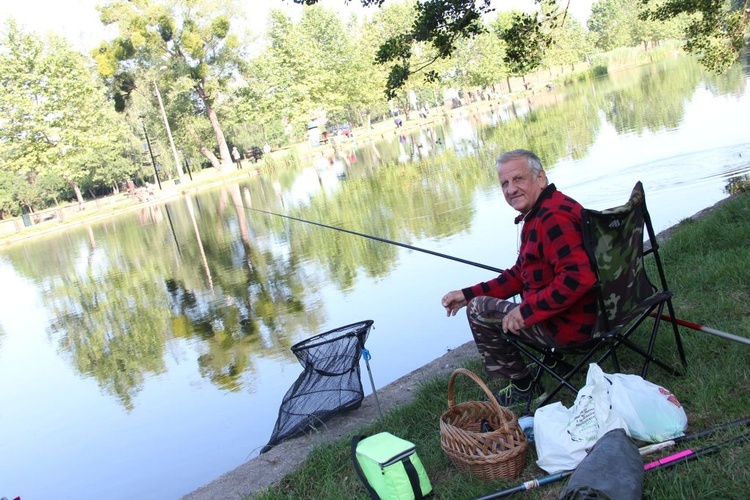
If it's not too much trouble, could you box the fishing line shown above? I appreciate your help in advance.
[238,203,503,274]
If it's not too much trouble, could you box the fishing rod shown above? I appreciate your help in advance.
[637,416,750,455]
[240,204,504,274]
[650,313,750,347]
[644,428,750,472]
[474,417,750,499]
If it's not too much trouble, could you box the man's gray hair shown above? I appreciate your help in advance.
[496,149,544,177]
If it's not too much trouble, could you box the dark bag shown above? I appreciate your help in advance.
[558,428,643,500]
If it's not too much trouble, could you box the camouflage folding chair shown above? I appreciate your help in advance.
[499,181,688,411]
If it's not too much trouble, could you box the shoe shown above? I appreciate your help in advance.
[493,381,545,407]
[527,356,574,376]
[546,355,574,373]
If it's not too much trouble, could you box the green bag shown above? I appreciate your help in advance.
[351,432,433,500]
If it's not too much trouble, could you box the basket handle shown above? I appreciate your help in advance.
[447,368,514,423]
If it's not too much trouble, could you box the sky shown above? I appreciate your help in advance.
[0,1,366,51]
[1,0,594,52]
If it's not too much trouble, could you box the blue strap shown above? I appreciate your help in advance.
[361,348,371,361]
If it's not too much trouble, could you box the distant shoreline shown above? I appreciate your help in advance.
[0,92,527,249]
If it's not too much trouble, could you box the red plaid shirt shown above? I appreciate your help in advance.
[463,184,598,345]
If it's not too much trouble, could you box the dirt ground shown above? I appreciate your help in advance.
[181,341,478,500]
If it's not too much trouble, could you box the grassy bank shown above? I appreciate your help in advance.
[254,192,750,500]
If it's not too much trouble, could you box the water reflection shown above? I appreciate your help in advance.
[0,54,748,500]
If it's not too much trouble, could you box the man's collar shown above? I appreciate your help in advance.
[514,183,557,224]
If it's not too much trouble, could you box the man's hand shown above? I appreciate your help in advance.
[502,306,526,334]
[441,290,467,317]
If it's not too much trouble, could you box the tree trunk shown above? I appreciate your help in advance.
[397,95,410,121]
[195,83,233,173]
[187,125,222,170]
[70,181,85,209]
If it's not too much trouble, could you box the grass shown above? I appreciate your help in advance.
[254,191,750,500]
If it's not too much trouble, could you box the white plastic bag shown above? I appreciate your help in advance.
[606,372,687,442]
[534,364,628,473]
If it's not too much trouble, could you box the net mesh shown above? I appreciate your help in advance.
[260,320,374,453]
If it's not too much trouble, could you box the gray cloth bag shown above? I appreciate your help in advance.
[558,428,644,500]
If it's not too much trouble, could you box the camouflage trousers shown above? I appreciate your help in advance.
[466,296,560,382]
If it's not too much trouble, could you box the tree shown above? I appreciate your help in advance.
[495,8,550,81]
[336,14,391,128]
[94,0,249,173]
[375,0,496,98]
[292,0,749,91]
[451,29,508,91]
[0,22,136,213]
[544,14,591,71]
[642,0,750,73]
[237,9,319,143]
[588,0,683,52]
[588,0,633,51]
[292,0,567,97]
[369,1,432,113]
[236,5,393,141]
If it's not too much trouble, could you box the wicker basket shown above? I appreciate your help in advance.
[440,368,528,480]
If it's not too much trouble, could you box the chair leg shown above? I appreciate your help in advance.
[523,352,561,414]
[589,339,620,373]
[616,335,683,377]
[640,302,686,378]
[665,298,688,367]
[513,341,608,411]
[535,352,597,407]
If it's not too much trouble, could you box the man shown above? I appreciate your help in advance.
[232,146,242,170]
[441,149,598,406]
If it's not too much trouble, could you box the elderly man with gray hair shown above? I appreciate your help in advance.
[441,149,598,406]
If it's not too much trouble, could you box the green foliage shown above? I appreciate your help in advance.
[0,22,138,213]
[95,0,248,172]
[449,30,507,89]
[641,0,749,72]
[544,14,592,69]
[371,0,495,97]
[210,15,230,39]
[375,34,412,64]
[0,171,21,217]
[158,14,175,41]
[588,0,633,50]
[499,11,547,77]
[412,0,490,59]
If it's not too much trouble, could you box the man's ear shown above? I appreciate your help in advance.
[538,169,548,186]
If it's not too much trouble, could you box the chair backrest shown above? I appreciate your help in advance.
[581,182,657,334]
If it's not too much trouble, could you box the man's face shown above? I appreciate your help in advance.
[498,157,547,214]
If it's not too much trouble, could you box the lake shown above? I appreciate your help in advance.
[1,54,749,500]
